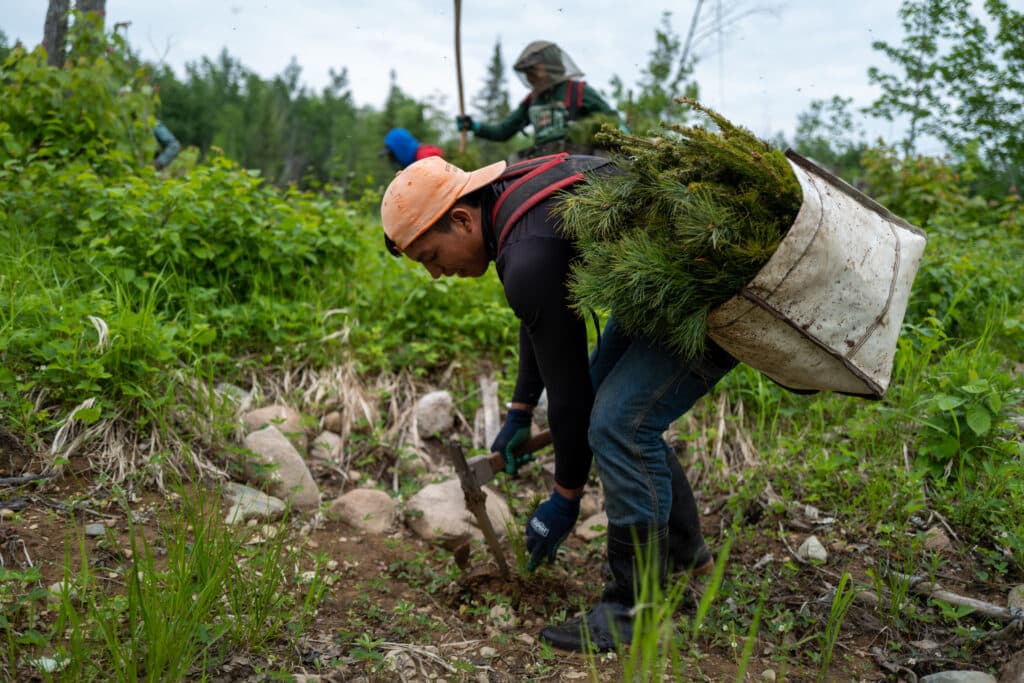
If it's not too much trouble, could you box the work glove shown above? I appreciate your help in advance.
[489,408,534,475]
[455,114,477,133]
[526,489,581,571]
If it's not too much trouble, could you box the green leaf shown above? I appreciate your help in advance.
[73,404,102,424]
[934,394,964,411]
[933,436,960,459]
[965,406,991,436]
[960,381,990,395]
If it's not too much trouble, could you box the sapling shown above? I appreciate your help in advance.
[558,98,803,359]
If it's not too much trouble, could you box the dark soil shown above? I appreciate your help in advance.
[1,445,1020,682]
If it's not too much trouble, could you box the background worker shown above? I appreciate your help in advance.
[152,119,181,170]
[455,41,620,159]
[379,155,736,652]
[382,127,444,170]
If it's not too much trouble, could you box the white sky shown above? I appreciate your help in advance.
[3,1,919,143]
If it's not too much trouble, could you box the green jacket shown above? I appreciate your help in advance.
[475,79,616,146]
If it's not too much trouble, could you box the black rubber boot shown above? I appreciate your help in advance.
[540,524,668,652]
[664,445,712,574]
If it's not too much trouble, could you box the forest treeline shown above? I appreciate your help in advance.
[3,1,1021,196]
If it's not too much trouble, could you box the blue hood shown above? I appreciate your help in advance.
[384,128,419,167]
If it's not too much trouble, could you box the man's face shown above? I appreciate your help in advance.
[402,206,489,279]
[525,64,547,89]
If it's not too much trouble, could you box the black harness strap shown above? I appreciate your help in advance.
[491,154,611,256]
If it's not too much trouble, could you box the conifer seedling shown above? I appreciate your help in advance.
[557,98,803,359]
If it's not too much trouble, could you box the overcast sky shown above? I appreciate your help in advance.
[3,1,920,143]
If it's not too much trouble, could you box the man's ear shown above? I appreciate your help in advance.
[449,205,474,234]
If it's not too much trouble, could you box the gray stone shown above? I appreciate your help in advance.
[322,410,343,434]
[415,391,454,438]
[84,523,106,537]
[1007,585,1024,613]
[576,512,608,541]
[797,535,828,562]
[327,489,397,534]
[215,382,251,409]
[223,482,286,524]
[924,525,953,552]
[47,581,77,603]
[405,478,512,549]
[241,426,320,509]
[310,430,342,463]
[489,603,518,630]
[921,673,997,683]
[1000,650,1024,683]
[578,491,602,520]
[242,405,307,452]
[396,449,433,477]
[533,390,549,430]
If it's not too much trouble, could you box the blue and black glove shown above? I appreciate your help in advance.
[526,489,581,571]
[489,408,533,476]
[455,114,477,133]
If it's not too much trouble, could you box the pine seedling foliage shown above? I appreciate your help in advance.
[558,98,802,358]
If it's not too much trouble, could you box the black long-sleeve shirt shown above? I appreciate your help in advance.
[480,177,596,490]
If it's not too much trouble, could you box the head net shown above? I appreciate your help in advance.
[512,41,583,95]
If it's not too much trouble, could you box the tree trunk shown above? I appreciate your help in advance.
[76,0,107,28]
[43,0,70,68]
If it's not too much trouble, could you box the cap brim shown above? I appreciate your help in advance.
[459,160,506,199]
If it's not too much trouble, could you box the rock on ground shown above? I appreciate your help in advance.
[797,535,828,562]
[241,405,307,452]
[576,512,609,541]
[415,391,454,438]
[921,672,997,683]
[223,482,287,524]
[240,426,320,509]
[310,430,342,463]
[327,488,398,535]
[405,478,512,549]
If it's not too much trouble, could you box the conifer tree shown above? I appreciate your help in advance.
[472,39,510,122]
[469,38,521,163]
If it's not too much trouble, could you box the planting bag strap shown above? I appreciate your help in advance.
[493,155,611,255]
[501,153,570,179]
[563,80,585,118]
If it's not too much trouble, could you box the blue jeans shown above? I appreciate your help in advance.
[589,317,738,527]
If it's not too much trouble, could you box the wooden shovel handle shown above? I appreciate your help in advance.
[484,429,553,476]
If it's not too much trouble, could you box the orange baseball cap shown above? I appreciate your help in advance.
[381,156,507,253]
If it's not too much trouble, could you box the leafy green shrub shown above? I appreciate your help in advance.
[345,232,519,374]
[0,24,366,461]
[912,337,1020,485]
[0,17,154,174]
[861,147,1024,344]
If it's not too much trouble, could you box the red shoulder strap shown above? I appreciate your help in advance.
[492,154,610,255]
[562,80,585,116]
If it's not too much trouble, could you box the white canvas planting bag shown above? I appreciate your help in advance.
[707,151,927,399]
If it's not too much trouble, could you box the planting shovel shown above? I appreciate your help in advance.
[446,431,553,579]
[465,430,553,488]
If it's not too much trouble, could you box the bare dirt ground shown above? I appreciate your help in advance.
[2,441,1021,682]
